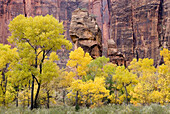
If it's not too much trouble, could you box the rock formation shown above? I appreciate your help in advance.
[107,39,126,66]
[69,8,102,59]
[0,0,169,66]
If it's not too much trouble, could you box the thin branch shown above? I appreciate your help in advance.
[32,74,39,84]
[21,38,35,49]
[126,82,132,86]
[39,50,45,74]
[45,48,53,56]
[37,50,43,56]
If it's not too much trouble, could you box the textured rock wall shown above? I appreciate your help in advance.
[164,0,170,49]
[111,0,133,65]
[0,0,24,44]
[107,39,126,66]
[132,0,160,64]
[110,0,170,65]
[0,0,169,65]
[0,0,89,43]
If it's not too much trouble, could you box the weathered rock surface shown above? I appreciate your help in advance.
[107,39,126,66]
[163,0,170,49]
[0,0,24,44]
[0,0,170,66]
[69,8,102,59]
[110,0,170,65]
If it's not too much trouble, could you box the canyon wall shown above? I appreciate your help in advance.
[0,0,169,65]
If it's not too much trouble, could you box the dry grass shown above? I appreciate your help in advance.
[0,104,169,114]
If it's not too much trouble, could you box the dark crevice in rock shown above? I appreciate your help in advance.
[101,0,104,44]
[157,0,166,66]
[157,0,164,48]
[6,0,11,15]
[131,1,138,61]
[0,1,4,15]
[6,0,11,6]
[23,0,27,17]
[107,0,111,40]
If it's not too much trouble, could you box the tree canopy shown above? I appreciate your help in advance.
[8,14,72,109]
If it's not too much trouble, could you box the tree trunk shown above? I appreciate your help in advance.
[47,91,50,108]
[28,80,30,107]
[30,75,34,110]
[23,90,25,108]
[16,88,19,107]
[2,69,7,106]
[115,90,117,105]
[34,83,40,108]
[34,51,45,108]
[75,91,79,111]
[124,85,128,105]
[63,89,65,105]
[31,49,38,109]
[2,93,5,106]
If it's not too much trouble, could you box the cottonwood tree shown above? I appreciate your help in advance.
[67,77,110,108]
[156,49,170,104]
[129,58,157,105]
[8,15,72,109]
[112,66,138,105]
[0,44,18,106]
[67,47,92,78]
[66,47,92,110]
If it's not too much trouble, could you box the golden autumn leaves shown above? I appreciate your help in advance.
[0,14,169,108]
[0,14,72,108]
[63,48,170,107]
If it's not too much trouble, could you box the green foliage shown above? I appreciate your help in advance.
[85,56,109,81]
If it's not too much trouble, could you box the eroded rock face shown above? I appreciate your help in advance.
[107,39,126,66]
[164,0,170,49]
[110,0,170,65]
[69,8,102,59]
[0,0,25,44]
[0,0,170,66]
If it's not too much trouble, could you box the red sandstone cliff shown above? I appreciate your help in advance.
[111,0,170,65]
[0,0,169,65]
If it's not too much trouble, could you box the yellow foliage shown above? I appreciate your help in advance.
[129,50,170,105]
[58,71,76,88]
[160,48,170,65]
[67,77,110,107]
[67,47,92,77]
[0,44,18,106]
